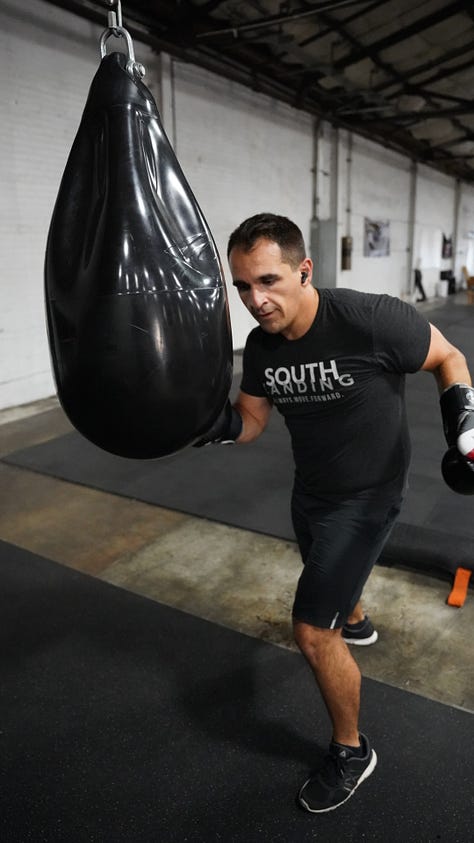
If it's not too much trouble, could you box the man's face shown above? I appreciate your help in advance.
[229,237,312,339]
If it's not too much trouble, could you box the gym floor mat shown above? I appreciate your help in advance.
[2,540,473,842]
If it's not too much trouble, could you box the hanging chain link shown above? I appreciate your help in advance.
[107,0,123,29]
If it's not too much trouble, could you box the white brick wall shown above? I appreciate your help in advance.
[414,165,458,299]
[0,0,160,410]
[338,133,412,297]
[458,186,474,279]
[0,0,473,411]
[0,0,96,409]
[160,58,314,347]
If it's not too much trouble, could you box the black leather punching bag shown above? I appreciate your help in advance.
[45,51,233,459]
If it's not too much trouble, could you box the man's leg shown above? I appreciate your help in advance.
[346,600,364,625]
[293,621,361,746]
[291,490,402,812]
[294,618,377,814]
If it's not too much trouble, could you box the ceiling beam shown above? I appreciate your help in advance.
[332,0,468,71]
[381,52,474,99]
[195,0,368,40]
[430,132,474,150]
[298,0,385,48]
[392,104,474,124]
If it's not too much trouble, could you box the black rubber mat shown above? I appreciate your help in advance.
[1,540,473,842]
[3,302,474,583]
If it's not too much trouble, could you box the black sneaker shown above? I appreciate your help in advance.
[342,614,378,646]
[298,733,377,813]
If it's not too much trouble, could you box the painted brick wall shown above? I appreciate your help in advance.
[1,0,473,411]
[0,0,160,411]
[414,165,458,299]
[160,58,314,347]
[338,133,412,297]
[457,185,474,281]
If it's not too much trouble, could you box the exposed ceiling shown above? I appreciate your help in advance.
[46,0,474,183]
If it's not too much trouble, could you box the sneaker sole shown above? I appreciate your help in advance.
[298,749,378,814]
[342,630,378,646]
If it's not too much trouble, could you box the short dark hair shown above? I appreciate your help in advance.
[227,213,306,269]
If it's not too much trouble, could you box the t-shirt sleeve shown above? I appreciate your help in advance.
[372,295,431,373]
[240,331,268,397]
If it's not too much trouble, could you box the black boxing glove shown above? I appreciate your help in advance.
[440,383,474,494]
[441,448,474,495]
[193,400,243,447]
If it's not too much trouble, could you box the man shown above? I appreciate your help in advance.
[197,213,474,813]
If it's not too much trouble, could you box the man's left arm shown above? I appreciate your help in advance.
[421,323,474,492]
[421,323,471,390]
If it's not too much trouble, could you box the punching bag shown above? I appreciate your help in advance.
[45,50,233,459]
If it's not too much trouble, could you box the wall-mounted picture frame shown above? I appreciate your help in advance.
[364,218,390,257]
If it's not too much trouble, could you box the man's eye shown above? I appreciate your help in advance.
[234,282,249,292]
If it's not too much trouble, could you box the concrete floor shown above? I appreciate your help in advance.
[1,295,473,720]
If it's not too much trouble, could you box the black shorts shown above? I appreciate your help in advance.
[291,486,402,629]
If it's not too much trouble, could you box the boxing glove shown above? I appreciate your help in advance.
[440,383,474,494]
[193,400,243,446]
[441,448,474,495]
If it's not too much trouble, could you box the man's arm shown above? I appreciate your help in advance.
[421,323,471,389]
[233,391,272,443]
[421,323,474,493]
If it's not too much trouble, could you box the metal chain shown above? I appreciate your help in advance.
[107,0,123,29]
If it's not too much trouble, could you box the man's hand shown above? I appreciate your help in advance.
[440,383,474,494]
[193,400,243,447]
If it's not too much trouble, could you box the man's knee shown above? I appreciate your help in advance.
[293,619,340,658]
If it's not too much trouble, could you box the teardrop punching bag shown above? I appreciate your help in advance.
[45,49,233,459]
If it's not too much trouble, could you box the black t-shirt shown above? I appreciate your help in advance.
[240,288,431,496]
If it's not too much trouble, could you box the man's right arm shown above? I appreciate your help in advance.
[233,391,272,443]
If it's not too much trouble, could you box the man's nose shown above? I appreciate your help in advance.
[248,286,267,310]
